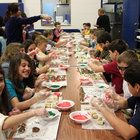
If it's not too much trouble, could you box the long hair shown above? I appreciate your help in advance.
[8,53,35,96]
[0,66,9,114]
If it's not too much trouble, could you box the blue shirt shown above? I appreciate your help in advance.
[5,16,41,44]
[5,79,24,102]
[128,96,140,140]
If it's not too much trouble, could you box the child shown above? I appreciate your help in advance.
[0,65,48,140]
[34,35,56,71]
[5,53,49,110]
[88,39,128,94]
[53,22,63,42]
[93,31,111,60]
[0,43,22,78]
[91,61,140,140]
[81,23,91,36]
[43,29,67,48]
[117,50,138,98]
[23,39,50,75]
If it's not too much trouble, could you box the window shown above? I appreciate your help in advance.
[41,0,71,26]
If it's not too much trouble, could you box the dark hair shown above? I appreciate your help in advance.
[54,22,61,27]
[43,29,53,38]
[83,23,86,26]
[0,66,9,114]
[8,53,35,96]
[124,61,140,87]
[86,23,91,28]
[97,31,111,44]
[4,3,19,23]
[117,50,138,65]
[108,39,128,54]
[8,3,19,14]
[23,39,35,53]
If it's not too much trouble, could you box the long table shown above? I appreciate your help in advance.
[9,46,125,140]
[57,53,124,140]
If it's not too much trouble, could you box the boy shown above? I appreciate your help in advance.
[91,61,140,140]
[53,22,63,42]
[117,50,138,98]
[88,39,128,94]
[43,29,67,48]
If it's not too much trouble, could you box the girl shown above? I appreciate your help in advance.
[0,43,22,78]
[0,65,48,140]
[23,39,51,75]
[6,53,49,110]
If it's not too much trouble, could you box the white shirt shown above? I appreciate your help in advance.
[123,80,132,99]
[0,113,8,140]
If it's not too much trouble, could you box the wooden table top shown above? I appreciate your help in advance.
[9,48,125,140]
[56,53,124,140]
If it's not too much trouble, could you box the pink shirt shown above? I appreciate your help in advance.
[103,61,123,94]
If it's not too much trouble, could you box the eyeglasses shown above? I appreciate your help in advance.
[117,66,128,71]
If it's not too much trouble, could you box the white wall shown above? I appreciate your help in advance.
[0,0,18,2]
[1,0,101,30]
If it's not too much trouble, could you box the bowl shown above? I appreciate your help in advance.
[45,108,59,121]
[79,63,87,68]
[69,111,91,124]
[56,100,75,110]
[47,84,61,91]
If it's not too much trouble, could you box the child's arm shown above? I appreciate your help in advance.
[2,108,48,130]
[100,107,139,140]
[10,91,49,111]
[91,99,139,140]
[88,60,105,73]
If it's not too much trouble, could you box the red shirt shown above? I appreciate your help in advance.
[103,61,123,94]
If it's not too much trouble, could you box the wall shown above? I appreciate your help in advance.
[0,0,101,30]
[23,0,100,29]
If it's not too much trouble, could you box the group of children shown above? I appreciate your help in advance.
[0,3,139,140]
[0,3,69,139]
[80,23,140,140]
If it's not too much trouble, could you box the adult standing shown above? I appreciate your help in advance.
[95,8,111,33]
[5,3,51,44]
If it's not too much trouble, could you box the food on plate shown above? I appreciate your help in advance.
[73,114,88,120]
[18,123,26,134]
[57,101,71,107]
[69,111,90,124]
[97,117,105,125]
[45,92,61,108]
[56,100,75,110]
[32,127,40,133]
[92,112,98,119]
[48,111,56,117]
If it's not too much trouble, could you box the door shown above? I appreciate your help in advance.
[122,0,140,48]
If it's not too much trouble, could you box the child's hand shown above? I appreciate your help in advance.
[34,89,50,102]
[23,87,35,100]
[9,107,21,116]
[32,108,48,116]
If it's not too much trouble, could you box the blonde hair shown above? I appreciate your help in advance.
[34,35,48,46]
[0,43,22,63]
[98,8,105,14]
